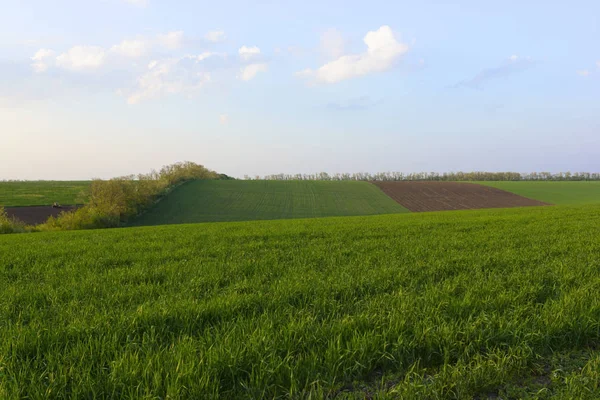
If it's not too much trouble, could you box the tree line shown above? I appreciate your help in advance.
[249,171,600,182]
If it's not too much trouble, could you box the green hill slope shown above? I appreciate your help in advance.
[131,180,408,226]
[0,181,90,207]
[2,205,600,397]
[479,181,600,205]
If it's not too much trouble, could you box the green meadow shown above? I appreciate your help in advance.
[131,180,409,226]
[2,204,600,398]
[0,181,90,207]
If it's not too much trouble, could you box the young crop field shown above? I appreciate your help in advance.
[479,181,600,205]
[1,205,600,398]
[131,180,409,226]
[0,181,90,207]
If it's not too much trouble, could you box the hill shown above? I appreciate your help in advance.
[479,181,600,205]
[0,181,90,207]
[131,180,409,226]
[2,205,600,397]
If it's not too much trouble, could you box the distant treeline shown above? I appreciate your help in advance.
[251,171,600,182]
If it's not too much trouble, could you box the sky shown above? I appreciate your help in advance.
[1,0,599,180]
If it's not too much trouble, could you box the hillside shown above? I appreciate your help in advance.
[131,180,409,226]
[479,181,600,205]
[2,205,600,397]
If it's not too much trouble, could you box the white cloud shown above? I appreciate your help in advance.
[239,45,261,61]
[125,56,211,104]
[205,30,226,43]
[56,46,106,71]
[219,114,229,124]
[509,55,519,62]
[298,25,409,84]
[185,52,216,62]
[31,49,55,73]
[110,39,150,58]
[321,28,345,59]
[596,61,600,69]
[577,70,590,77]
[239,63,267,81]
[158,31,184,50]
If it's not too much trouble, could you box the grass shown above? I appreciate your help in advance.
[1,204,600,398]
[131,180,409,226]
[479,181,600,205]
[0,181,90,207]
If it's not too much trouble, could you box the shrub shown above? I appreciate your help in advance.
[37,161,219,232]
[0,207,28,234]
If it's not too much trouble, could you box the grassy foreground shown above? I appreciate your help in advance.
[2,205,600,398]
[131,180,408,226]
[0,181,90,207]
[479,181,600,205]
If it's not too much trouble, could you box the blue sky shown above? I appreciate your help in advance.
[1,0,598,179]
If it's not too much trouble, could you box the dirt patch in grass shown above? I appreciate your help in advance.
[372,182,550,212]
[5,205,81,225]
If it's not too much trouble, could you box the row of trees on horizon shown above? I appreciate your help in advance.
[248,171,600,182]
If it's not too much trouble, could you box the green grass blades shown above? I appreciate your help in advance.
[0,181,90,207]
[131,180,409,226]
[1,204,600,398]
[479,181,600,205]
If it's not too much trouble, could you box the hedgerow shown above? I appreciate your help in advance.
[37,161,220,232]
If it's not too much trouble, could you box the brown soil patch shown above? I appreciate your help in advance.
[5,205,81,225]
[372,182,550,212]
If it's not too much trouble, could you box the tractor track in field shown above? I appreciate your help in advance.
[372,181,550,212]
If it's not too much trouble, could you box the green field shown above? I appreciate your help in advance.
[0,181,90,207]
[480,181,600,205]
[131,180,409,226]
[2,205,600,398]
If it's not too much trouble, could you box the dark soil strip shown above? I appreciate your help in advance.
[5,205,81,225]
[372,182,551,212]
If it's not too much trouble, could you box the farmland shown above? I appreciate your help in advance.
[372,181,549,212]
[1,204,600,397]
[479,181,600,205]
[0,181,90,207]
[131,180,408,226]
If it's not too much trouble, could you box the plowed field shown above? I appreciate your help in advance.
[372,181,550,212]
[5,205,80,225]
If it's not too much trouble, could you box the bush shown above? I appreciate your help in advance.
[37,161,219,232]
[0,207,28,234]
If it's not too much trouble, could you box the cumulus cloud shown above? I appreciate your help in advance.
[576,70,590,77]
[185,52,216,62]
[205,30,226,43]
[320,28,345,59]
[110,39,150,58]
[219,114,229,124]
[55,46,106,71]
[125,56,211,104]
[239,63,267,81]
[157,31,184,50]
[453,55,535,89]
[31,49,55,73]
[298,25,409,84]
[238,46,261,61]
